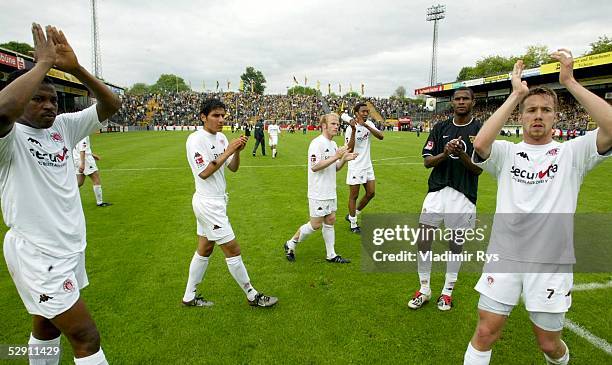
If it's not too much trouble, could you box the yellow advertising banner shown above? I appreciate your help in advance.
[442,83,453,90]
[484,73,510,83]
[46,68,82,84]
[540,51,612,75]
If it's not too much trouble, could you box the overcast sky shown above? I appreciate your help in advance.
[1,0,610,97]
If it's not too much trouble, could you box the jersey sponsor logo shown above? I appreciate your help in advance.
[194,152,205,167]
[425,141,434,150]
[50,132,63,143]
[63,279,75,292]
[29,146,69,167]
[356,131,369,142]
[516,151,530,161]
[27,137,42,146]
[510,164,558,184]
[39,294,54,303]
[546,147,560,156]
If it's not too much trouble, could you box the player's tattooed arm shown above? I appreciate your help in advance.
[0,24,56,137]
[473,60,528,160]
[552,49,612,153]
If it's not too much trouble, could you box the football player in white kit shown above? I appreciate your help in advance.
[267,120,281,158]
[0,24,121,365]
[463,53,612,365]
[341,102,384,233]
[73,136,111,207]
[181,99,278,308]
[284,113,358,263]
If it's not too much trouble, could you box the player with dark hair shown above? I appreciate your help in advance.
[342,102,384,233]
[0,24,121,364]
[408,87,483,311]
[182,98,278,308]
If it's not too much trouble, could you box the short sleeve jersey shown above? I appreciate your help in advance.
[422,118,482,204]
[186,130,231,198]
[307,135,338,200]
[0,105,101,257]
[268,124,280,137]
[473,129,611,263]
[344,120,378,171]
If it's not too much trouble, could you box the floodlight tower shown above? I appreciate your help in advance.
[426,4,445,86]
[91,0,102,78]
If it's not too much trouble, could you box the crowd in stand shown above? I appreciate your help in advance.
[110,90,594,132]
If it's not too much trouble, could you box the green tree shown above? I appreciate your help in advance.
[522,45,553,68]
[393,86,406,99]
[287,85,320,96]
[343,91,361,98]
[585,35,612,55]
[240,66,266,94]
[126,83,150,95]
[150,74,190,93]
[0,41,34,55]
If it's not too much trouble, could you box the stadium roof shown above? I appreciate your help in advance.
[415,51,612,97]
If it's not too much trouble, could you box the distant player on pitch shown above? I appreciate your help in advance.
[341,102,384,233]
[463,52,612,365]
[182,99,278,308]
[73,136,111,207]
[267,120,281,158]
[284,113,357,263]
[408,87,483,312]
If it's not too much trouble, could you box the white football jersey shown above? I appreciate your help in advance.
[268,124,280,137]
[473,129,611,264]
[345,120,377,171]
[307,135,338,200]
[72,136,93,161]
[186,130,232,198]
[0,105,101,257]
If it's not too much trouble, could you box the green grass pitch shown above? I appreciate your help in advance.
[0,130,610,364]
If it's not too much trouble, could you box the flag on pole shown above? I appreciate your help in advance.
[339,83,342,94]
[361,83,365,95]
[251,82,254,93]
[239,79,244,92]
[328,83,331,95]
[216,81,219,91]
[227,81,231,90]
[293,76,299,85]
[350,83,353,92]
[304,76,308,86]
[203,81,206,91]
[316,80,320,90]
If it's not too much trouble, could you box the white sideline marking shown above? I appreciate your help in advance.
[105,161,422,172]
[564,319,612,355]
[572,281,612,292]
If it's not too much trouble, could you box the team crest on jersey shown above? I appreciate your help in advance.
[486,276,494,286]
[194,152,205,167]
[469,135,476,143]
[50,132,63,143]
[425,141,434,150]
[546,147,560,156]
[63,279,75,292]
[310,154,317,164]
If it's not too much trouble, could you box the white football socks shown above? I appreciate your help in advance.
[183,252,209,302]
[29,334,60,365]
[442,259,461,297]
[74,347,108,365]
[225,255,257,301]
[417,251,432,295]
[93,185,103,205]
[348,215,358,228]
[322,223,337,259]
[543,340,569,365]
[463,342,491,365]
